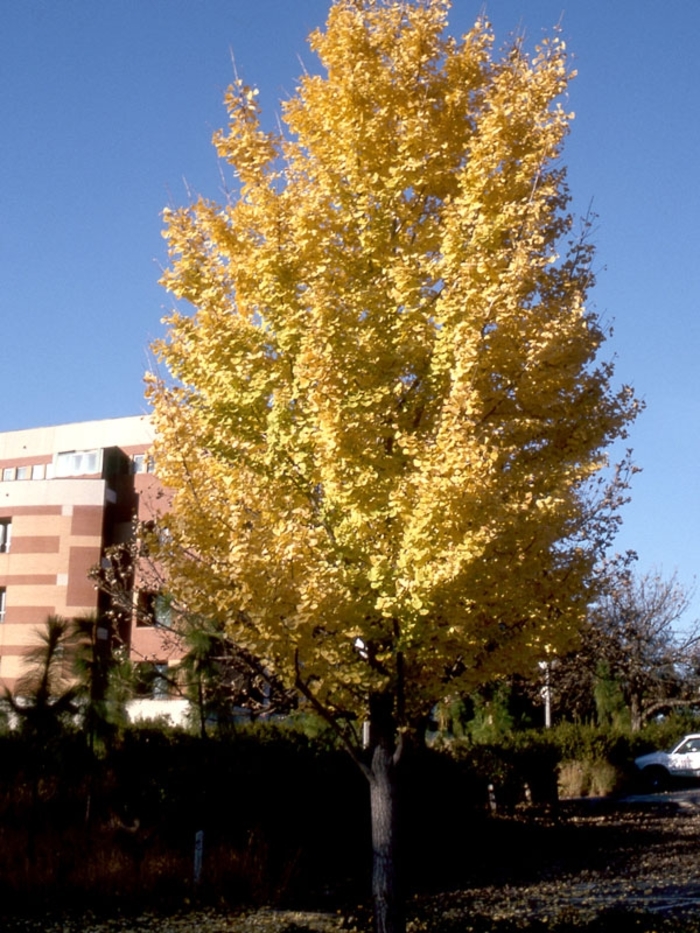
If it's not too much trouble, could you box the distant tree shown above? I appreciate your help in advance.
[434,677,539,742]
[592,659,628,728]
[551,568,699,730]
[593,568,699,730]
[146,3,639,929]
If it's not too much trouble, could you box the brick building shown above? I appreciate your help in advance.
[0,415,178,694]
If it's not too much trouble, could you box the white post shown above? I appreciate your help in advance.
[539,660,552,729]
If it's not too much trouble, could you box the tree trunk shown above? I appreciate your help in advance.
[370,743,403,933]
[368,695,404,933]
[630,692,642,732]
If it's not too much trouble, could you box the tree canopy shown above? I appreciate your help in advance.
[149,0,638,746]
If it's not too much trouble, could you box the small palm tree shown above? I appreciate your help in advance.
[178,615,296,738]
[3,615,79,740]
[70,613,130,751]
[1,615,83,863]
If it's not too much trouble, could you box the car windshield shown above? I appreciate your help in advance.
[673,738,700,754]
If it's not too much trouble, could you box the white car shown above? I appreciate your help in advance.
[635,733,700,790]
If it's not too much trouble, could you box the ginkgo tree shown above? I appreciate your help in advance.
[148,2,639,930]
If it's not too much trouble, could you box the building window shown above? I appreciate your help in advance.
[153,664,170,699]
[15,466,30,480]
[0,519,11,554]
[0,587,5,623]
[2,468,15,482]
[55,449,101,477]
[132,454,154,474]
[31,464,46,480]
[134,662,170,698]
[136,591,173,628]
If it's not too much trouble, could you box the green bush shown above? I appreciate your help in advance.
[2,712,697,912]
[447,731,560,808]
[445,712,700,803]
[0,722,371,911]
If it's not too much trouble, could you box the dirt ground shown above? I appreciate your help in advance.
[408,793,700,930]
[5,793,700,932]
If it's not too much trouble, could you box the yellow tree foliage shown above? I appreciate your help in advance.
[150,1,637,749]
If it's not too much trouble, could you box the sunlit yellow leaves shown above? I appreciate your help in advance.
[149,0,638,722]
[212,80,280,191]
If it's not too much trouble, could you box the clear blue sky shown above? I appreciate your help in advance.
[2,2,699,619]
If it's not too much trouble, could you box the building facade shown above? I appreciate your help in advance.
[0,415,177,693]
